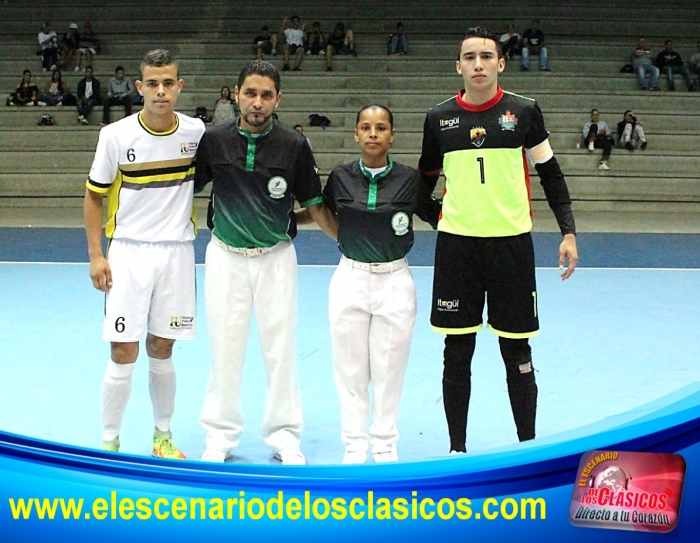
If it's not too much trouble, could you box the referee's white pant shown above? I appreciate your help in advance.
[330,256,416,454]
[200,239,303,455]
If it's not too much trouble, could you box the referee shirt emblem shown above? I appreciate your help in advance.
[268,176,288,199]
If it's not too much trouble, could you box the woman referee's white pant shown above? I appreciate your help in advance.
[329,256,416,455]
[200,239,303,455]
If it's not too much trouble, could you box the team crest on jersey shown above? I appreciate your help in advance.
[180,142,199,155]
[268,176,288,199]
[498,110,518,131]
[391,212,410,236]
[170,316,194,330]
[470,126,487,148]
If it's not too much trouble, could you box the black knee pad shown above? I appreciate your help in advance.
[443,334,476,382]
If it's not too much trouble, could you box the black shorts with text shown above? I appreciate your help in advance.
[431,231,539,338]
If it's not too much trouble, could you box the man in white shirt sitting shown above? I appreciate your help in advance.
[279,15,306,71]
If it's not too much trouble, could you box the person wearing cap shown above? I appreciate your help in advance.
[60,23,81,70]
[75,21,100,72]
[38,21,59,72]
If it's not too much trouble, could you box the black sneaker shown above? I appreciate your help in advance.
[325,66,333,72]
[292,66,301,71]
[520,67,529,71]
[625,142,634,152]
[640,141,647,151]
[282,64,290,71]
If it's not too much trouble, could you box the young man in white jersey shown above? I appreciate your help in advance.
[84,49,205,459]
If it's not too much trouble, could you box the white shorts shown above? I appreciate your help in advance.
[102,239,196,342]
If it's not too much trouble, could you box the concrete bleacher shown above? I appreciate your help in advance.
[1,0,699,217]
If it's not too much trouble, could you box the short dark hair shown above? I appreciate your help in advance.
[293,124,303,130]
[291,15,300,22]
[591,108,599,114]
[115,65,125,73]
[460,26,503,59]
[261,25,268,31]
[355,104,394,128]
[237,59,280,94]
[140,49,178,79]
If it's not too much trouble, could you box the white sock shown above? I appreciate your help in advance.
[148,357,176,433]
[101,360,134,441]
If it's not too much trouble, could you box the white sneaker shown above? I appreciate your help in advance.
[74,66,81,72]
[37,101,47,106]
[80,116,89,125]
[587,141,594,151]
[275,447,306,465]
[450,450,466,455]
[271,49,277,55]
[342,450,368,465]
[372,447,398,463]
[77,115,84,123]
[200,449,230,463]
[598,161,610,170]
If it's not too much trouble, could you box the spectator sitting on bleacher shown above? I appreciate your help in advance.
[388,22,408,55]
[294,124,313,149]
[582,109,614,171]
[325,22,356,71]
[76,65,101,125]
[655,39,694,91]
[617,110,647,151]
[631,37,660,91]
[688,40,700,90]
[7,69,40,106]
[520,19,549,71]
[38,21,59,72]
[499,23,521,60]
[75,21,100,72]
[60,23,81,71]
[253,25,277,59]
[212,86,236,125]
[305,21,325,56]
[101,65,135,126]
[40,69,72,106]
[279,15,306,71]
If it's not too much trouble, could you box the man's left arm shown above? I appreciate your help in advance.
[304,202,338,241]
[527,138,578,280]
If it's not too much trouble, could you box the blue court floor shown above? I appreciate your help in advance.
[0,228,699,464]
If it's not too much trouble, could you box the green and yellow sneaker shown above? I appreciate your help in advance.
[101,436,120,453]
[152,428,186,460]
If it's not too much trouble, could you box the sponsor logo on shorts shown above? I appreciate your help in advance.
[439,117,460,130]
[470,126,487,148]
[170,316,194,330]
[391,212,410,236]
[268,176,288,199]
[180,142,199,155]
[499,110,518,131]
[437,298,459,311]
